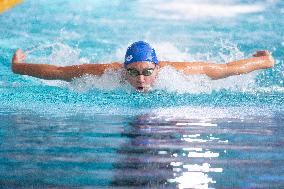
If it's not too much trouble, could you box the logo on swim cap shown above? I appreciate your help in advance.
[124,41,158,67]
[126,55,133,62]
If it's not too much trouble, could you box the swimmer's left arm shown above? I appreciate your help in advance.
[216,51,274,79]
[159,50,274,80]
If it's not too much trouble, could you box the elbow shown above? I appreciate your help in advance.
[208,73,227,80]
[204,65,227,80]
[209,75,224,80]
[56,67,74,81]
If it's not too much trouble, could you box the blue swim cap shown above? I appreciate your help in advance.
[124,41,158,67]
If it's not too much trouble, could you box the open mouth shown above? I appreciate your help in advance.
[136,85,151,92]
[137,87,144,91]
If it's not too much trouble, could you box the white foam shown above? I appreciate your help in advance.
[68,70,124,92]
[151,41,255,94]
[151,106,278,120]
[27,42,89,66]
[153,66,257,94]
[153,42,192,61]
[138,0,266,20]
[38,69,127,93]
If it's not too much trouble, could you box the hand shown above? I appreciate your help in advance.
[253,50,274,68]
[253,50,271,57]
[12,49,26,64]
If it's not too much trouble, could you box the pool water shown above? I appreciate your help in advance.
[0,0,284,188]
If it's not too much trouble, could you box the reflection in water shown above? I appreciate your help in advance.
[1,112,280,188]
[112,115,225,188]
[169,121,224,189]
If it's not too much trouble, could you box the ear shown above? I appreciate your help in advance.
[121,69,128,81]
[122,69,127,76]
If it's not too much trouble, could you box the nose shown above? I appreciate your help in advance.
[137,75,145,83]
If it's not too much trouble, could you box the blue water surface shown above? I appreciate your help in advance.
[0,0,284,188]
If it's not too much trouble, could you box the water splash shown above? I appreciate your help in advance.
[26,41,283,94]
[138,0,266,20]
[68,70,124,92]
[154,66,257,94]
[27,42,89,66]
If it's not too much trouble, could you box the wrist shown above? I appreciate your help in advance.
[257,56,274,69]
[11,61,21,73]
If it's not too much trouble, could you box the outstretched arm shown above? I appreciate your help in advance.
[12,49,122,81]
[160,50,274,80]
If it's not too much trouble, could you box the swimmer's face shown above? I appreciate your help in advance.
[125,62,159,92]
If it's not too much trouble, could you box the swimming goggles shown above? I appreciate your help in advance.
[126,67,156,77]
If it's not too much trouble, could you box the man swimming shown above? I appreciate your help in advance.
[12,41,274,92]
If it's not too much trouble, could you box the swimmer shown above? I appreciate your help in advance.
[12,41,274,92]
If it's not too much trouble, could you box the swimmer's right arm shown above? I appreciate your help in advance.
[12,49,122,81]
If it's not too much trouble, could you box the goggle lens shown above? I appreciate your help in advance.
[127,68,154,77]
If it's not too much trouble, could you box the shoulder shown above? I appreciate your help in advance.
[105,62,123,70]
[79,62,123,70]
[159,61,195,69]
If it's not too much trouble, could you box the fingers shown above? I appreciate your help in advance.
[12,48,26,63]
[16,48,22,53]
[16,48,26,56]
[259,50,270,56]
[252,50,274,68]
[253,50,271,57]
